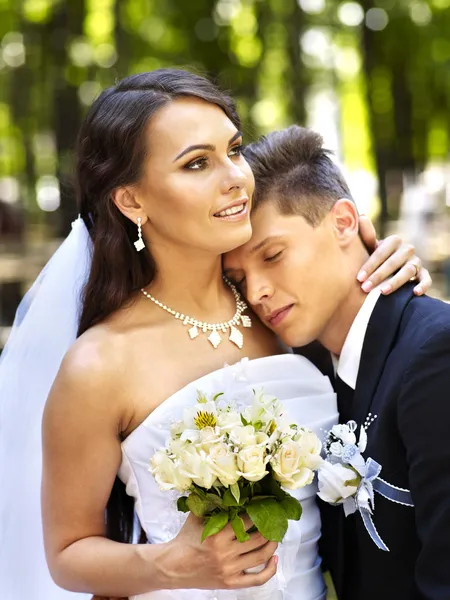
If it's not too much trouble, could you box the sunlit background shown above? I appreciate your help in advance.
[0,0,450,352]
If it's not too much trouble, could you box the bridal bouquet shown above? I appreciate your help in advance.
[149,388,322,545]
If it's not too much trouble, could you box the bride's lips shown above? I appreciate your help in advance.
[213,198,249,222]
[266,304,294,327]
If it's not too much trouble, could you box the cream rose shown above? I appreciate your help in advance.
[229,424,258,447]
[317,461,360,504]
[236,445,269,482]
[207,442,240,487]
[178,445,217,489]
[295,430,323,469]
[149,450,192,492]
[217,410,242,433]
[195,426,222,453]
[271,440,315,490]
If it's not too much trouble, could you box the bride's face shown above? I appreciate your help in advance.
[135,97,255,255]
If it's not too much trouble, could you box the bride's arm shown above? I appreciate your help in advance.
[42,336,277,597]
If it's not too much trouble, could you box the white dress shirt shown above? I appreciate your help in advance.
[332,286,382,390]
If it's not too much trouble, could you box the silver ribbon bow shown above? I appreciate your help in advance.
[342,456,414,551]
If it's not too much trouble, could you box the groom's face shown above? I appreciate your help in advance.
[223,201,354,348]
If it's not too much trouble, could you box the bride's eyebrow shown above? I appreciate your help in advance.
[173,130,242,162]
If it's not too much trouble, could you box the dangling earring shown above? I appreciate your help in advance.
[134,217,145,252]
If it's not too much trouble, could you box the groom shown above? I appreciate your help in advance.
[223,126,450,600]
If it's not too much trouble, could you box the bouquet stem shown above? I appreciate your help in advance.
[236,563,283,600]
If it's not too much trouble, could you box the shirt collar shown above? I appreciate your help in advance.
[332,286,382,390]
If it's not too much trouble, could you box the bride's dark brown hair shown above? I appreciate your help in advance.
[75,68,240,543]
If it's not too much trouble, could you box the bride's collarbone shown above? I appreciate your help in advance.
[118,317,283,440]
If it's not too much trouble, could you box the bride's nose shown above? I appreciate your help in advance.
[220,162,248,194]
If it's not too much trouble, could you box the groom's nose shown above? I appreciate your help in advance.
[245,273,274,307]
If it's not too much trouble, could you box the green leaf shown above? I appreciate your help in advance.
[177,496,189,513]
[223,487,240,507]
[231,513,250,542]
[186,492,215,517]
[241,414,250,426]
[264,476,288,501]
[254,420,264,431]
[213,392,224,402]
[202,512,229,542]
[206,493,225,508]
[246,498,288,542]
[230,482,241,504]
[280,495,302,521]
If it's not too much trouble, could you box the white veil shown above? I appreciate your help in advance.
[0,217,92,599]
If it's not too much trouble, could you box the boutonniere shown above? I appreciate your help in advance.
[317,416,414,551]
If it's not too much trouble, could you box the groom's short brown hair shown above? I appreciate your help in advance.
[244,125,355,226]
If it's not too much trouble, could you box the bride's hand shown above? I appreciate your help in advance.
[167,512,278,590]
[358,215,432,296]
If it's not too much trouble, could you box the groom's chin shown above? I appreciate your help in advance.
[276,327,318,350]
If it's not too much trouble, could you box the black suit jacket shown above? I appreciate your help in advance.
[302,284,450,600]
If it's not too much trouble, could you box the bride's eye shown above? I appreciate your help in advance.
[229,144,244,158]
[184,157,208,171]
[264,251,283,263]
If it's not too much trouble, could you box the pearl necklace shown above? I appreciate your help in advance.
[140,278,252,349]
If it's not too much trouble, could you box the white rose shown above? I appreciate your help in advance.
[236,445,269,482]
[331,424,356,446]
[217,410,242,433]
[178,445,217,489]
[195,426,222,453]
[207,442,240,487]
[317,461,360,504]
[271,440,315,490]
[229,424,258,447]
[295,430,323,469]
[168,437,190,458]
[149,450,192,492]
[329,441,344,458]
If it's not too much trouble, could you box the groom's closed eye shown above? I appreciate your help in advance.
[264,250,283,263]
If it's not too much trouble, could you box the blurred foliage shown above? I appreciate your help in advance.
[0,0,449,235]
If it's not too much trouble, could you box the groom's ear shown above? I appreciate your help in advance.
[329,198,359,248]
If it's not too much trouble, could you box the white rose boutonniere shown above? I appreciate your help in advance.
[317,415,415,552]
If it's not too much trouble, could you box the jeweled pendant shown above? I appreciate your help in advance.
[241,315,252,328]
[134,238,145,252]
[208,329,222,348]
[188,324,199,339]
[229,325,243,349]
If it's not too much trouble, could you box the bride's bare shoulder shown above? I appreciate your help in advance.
[45,320,135,428]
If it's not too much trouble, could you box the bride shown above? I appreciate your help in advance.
[0,68,429,600]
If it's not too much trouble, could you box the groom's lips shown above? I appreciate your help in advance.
[266,304,293,327]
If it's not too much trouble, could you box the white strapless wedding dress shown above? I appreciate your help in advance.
[119,354,338,600]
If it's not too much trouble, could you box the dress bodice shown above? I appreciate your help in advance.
[118,354,338,600]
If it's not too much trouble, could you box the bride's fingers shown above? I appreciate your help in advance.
[237,540,278,572]
[381,261,431,296]
[232,555,278,589]
[232,529,269,554]
[357,236,412,290]
[413,266,432,296]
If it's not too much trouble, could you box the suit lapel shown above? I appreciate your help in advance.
[352,284,416,426]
